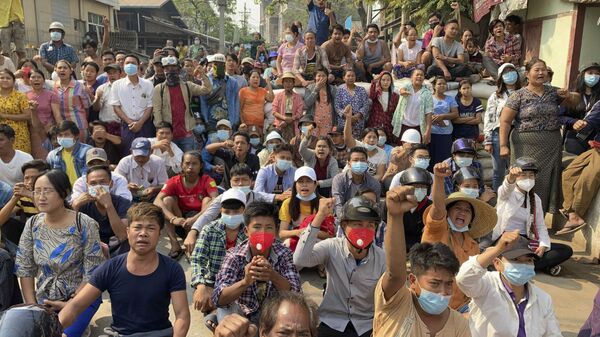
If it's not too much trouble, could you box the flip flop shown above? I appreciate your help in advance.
[558,209,569,219]
[556,222,587,235]
[204,313,218,332]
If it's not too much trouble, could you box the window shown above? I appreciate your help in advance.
[88,13,105,42]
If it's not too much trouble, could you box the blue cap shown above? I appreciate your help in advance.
[268,51,278,59]
[131,137,151,156]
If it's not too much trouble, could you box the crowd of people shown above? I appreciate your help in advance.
[0,0,600,336]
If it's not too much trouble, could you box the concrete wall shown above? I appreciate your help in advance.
[539,15,572,88]
[527,0,574,20]
[579,6,600,68]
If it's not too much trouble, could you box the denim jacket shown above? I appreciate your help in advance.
[199,75,240,131]
[46,142,93,178]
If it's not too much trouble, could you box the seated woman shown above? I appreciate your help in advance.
[15,170,104,337]
[423,161,497,313]
[343,106,387,181]
[392,27,424,79]
[154,151,219,259]
[292,30,330,87]
[303,68,337,137]
[493,157,573,276]
[272,72,303,142]
[298,126,339,197]
[366,71,399,145]
[334,69,370,140]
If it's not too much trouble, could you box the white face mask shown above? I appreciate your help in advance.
[516,178,535,192]
[285,34,294,43]
[88,184,110,197]
[414,188,428,202]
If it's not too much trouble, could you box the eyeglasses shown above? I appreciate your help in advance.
[161,56,178,66]
[33,188,57,197]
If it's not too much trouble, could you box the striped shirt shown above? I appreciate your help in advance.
[16,197,37,218]
[52,80,91,140]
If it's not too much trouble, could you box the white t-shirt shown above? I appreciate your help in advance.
[355,140,387,176]
[96,82,120,123]
[0,150,34,185]
[398,41,422,63]
[403,87,423,127]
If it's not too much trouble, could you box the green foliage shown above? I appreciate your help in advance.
[388,0,473,24]
[173,0,238,41]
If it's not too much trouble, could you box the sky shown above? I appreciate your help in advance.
[234,0,261,32]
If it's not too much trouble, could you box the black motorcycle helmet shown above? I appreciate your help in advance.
[512,156,538,172]
[341,196,381,222]
[399,167,433,186]
[453,166,481,187]
[0,304,63,337]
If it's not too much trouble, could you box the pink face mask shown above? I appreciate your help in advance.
[249,232,275,254]
[346,227,375,249]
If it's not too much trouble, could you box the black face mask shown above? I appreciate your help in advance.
[242,64,253,75]
[429,22,440,30]
[166,71,180,87]
[214,64,226,79]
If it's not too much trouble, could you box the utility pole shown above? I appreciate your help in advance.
[218,0,226,52]
[239,2,251,37]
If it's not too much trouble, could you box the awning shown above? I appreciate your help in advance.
[563,0,600,3]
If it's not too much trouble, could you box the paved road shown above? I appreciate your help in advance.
[89,235,599,337]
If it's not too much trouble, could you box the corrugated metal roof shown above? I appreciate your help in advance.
[563,0,600,3]
[118,0,169,8]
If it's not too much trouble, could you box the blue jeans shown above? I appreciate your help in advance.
[173,135,197,152]
[490,129,508,191]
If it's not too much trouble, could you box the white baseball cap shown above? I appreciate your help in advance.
[294,166,317,182]
[263,131,283,145]
[498,63,516,76]
[221,188,247,206]
[401,129,421,144]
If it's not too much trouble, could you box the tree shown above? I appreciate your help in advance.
[263,0,373,29]
[173,0,238,41]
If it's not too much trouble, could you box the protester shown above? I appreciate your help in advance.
[290,116,318,168]
[483,63,520,191]
[0,69,32,153]
[482,19,521,80]
[0,0,26,59]
[443,138,484,195]
[373,186,469,336]
[356,24,391,82]
[298,128,339,197]
[257,130,283,167]
[255,143,296,194]
[578,289,600,337]
[92,64,122,138]
[16,170,104,337]
[212,201,302,323]
[335,70,369,139]
[204,131,260,189]
[25,69,58,159]
[421,12,444,64]
[0,124,33,185]
[46,120,93,185]
[87,120,121,167]
[149,122,184,176]
[493,158,573,275]
[393,27,424,79]
[272,72,303,141]
[429,76,458,168]
[59,202,190,337]
[39,22,78,72]
[293,30,330,87]
[392,68,433,144]
[343,108,387,181]
[306,0,336,46]
[452,80,483,140]
[427,19,471,81]
[321,24,353,82]
[239,70,274,132]
[304,68,337,136]
[277,25,304,75]
[367,72,398,143]
[500,58,580,213]
[456,232,562,335]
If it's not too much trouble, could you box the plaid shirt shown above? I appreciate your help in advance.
[39,41,78,66]
[484,33,521,66]
[190,220,247,288]
[212,239,301,316]
[442,158,484,195]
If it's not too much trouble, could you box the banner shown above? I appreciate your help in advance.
[345,16,353,30]
[473,0,504,22]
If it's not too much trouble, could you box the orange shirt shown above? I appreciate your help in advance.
[421,205,479,310]
[239,87,268,128]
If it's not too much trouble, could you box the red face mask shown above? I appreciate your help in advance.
[22,67,31,78]
[346,227,375,249]
[249,232,275,254]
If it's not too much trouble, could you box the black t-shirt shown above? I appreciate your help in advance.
[404,199,432,251]
[90,253,186,335]
[88,140,122,166]
[215,148,260,189]
[79,195,131,243]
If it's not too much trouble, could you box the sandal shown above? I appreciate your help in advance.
[204,313,218,332]
[556,222,587,235]
[558,209,569,219]
[168,249,184,260]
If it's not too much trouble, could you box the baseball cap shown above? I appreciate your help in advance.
[264,131,283,145]
[328,125,343,135]
[103,64,121,73]
[498,63,516,76]
[241,57,254,65]
[294,166,317,182]
[131,138,151,157]
[152,56,163,65]
[216,119,232,129]
[86,148,108,165]
[401,129,421,144]
[221,188,247,206]
[502,236,540,260]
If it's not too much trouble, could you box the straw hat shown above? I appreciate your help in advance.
[424,192,497,239]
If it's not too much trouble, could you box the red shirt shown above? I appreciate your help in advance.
[161,174,218,212]
[168,86,189,139]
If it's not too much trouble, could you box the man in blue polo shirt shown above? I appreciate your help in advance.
[306,0,336,46]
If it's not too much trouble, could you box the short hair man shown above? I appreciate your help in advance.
[212,201,302,324]
[205,131,260,189]
[0,124,33,186]
[372,186,469,337]
[148,121,184,176]
[356,23,391,82]
[59,202,190,336]
[426,19,472,81]
[87,120,121,167]
[92,64,124,137]
[321,24,353,81]
[254,143,295,194]
[306,0,336,46]
[46,121,93,185]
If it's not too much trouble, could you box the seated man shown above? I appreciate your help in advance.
[87,120,121,169]
[254,144,296,195]
[184,163,288,254]
[149,121,184,177]
[443,138,484,195]
[115,138,168,202]
[75,165,131,256]
[373,186,469,337]
[202,119,234,183]
[426,19,472,81]
[212,201,301,324]
[71,148,132,203]
[321,24,353,82]
[59,202,190,336]
[205,131,260,189]
[190,189,248,328]
[356,24,391,82]
[257,131,283,167]
[456,231,561,335]
[46,120,93,185]
[0,160,49,245]
[0,124,33,186]
[331,147,381,220]
[294,196,385,337]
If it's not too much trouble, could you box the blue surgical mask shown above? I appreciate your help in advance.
[417,283,451,315]
[276,159,292,172]
[584,74,600,87]
[250,137,261,146]
[414,188,428,202]
[270,60,277,68]
[216,129,230,141]
[502,71,518,85]
[378,136,387,146]
[448,217,469,233]
[123,63,138,76]
[460,187,479,198]
[233,186,251,194]
[364,143,377,151]
[350,162,368,174]
[285,34,294,43]
[50,31,62,42]
[57,137,75,149]
[301,126,310,135]
[414,158,430,170]
[454,156,473,168]
[267,143,276,152]
[221,213,244,229]
[502,260,536,286]
[296,192,316,201]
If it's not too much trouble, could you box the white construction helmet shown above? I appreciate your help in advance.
[401,129,422,144]
[49,22,65,32]
[212,53,226,63]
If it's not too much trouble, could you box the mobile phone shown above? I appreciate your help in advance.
[326,2,331,9]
